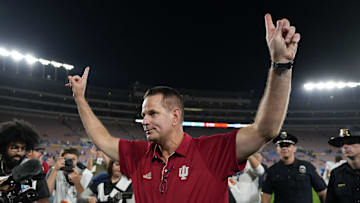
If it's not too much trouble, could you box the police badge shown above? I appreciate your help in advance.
[299,165,306,174]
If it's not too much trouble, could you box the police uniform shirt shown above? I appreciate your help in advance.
[0,159,50,201]
[326,162,360,203]
[262,159,326,203]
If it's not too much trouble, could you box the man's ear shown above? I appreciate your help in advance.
[172,108,182,126]
[26,150,33,156]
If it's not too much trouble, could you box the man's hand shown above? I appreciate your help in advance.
[68,170,82,185]
[54,157,65,172]
[90,145,97,157]
[66,67,90,99]
[254,153,263,162]
[88,196,97,203]
[265,13,301,63]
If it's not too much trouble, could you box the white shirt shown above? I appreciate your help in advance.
[50,167,93,203]
[322,161,334,185]
[228,160,265,203]
[323,159,346,185]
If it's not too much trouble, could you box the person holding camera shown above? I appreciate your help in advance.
[0,119,50,203]
[78,160,135,203]
[47,148,93,203]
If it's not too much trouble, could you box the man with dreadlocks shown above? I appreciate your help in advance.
[0,119,50,203]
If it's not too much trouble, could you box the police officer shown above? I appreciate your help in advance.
[261,132,327,203]
[326,129,360,203]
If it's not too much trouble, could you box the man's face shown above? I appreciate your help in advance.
[27,149,43,160]
[95,150,103,158]
[7,142,26,161]
[341,143,360,159]
[141,94,174,142]
[5,142,26,168]
[47,157,55,166]
[63,153,78,167]
[112,161,121,178]
[276,143,296,161]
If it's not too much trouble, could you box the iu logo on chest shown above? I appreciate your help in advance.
[179,165,189,180]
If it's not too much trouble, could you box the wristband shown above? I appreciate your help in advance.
[271,61,294,69]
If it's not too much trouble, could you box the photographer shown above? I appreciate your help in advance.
[46,148,93,203]
[78,160,134,203]
[0,119,50,203]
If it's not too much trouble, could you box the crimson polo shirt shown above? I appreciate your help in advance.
[118,130,245,203]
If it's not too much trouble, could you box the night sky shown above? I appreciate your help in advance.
[0,1,359,94]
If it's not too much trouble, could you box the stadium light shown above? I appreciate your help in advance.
[0,48,10,57]
[62,63,74,70]
[50,61,62,68]
[39,58,51,65]
[0,46,74,70]
[25,54,38,65]
[10,50,24,61]
[304,81,360,91]
[134,119,250,128]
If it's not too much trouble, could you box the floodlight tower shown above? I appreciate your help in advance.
[0,46,74,80]
[304,81,360,91]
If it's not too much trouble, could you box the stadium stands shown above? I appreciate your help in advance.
[0,67,359,171]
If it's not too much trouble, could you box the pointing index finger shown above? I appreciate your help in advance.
[264,13,275,38]
[82,66,90,80]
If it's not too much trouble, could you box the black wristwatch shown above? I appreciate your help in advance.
[271,61,294,69]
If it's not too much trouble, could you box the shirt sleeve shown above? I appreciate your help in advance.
[118,140,149,178]
[251,163,265,177]
[261,169,273,195]
[88,173,106,195]
[88,180,98,195]
[81,169,94,188]
[309,163,327,192]
[198,130,245,180]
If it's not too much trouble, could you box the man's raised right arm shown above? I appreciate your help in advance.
[67,67,120,161]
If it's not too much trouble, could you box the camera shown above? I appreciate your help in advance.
[60,159,74,172]
[103,192,132,203]
[0,175,39,203]
[0,159,44,203]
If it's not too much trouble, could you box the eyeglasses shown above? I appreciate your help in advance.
[35,149,45,155]
[8,145,26,152]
